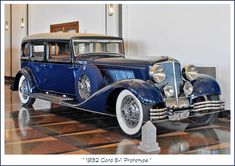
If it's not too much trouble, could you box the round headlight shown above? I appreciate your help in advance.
[182,65,198,81]
[164,85,174,98]
[183,81,193,96]
[149,64,166,83]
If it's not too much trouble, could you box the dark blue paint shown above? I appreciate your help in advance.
[191,74,221,97]
[24,61,48,90]
[43,62,76,94]
[78,79,164,112]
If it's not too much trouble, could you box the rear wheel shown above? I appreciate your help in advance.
[18,75,35,107]
[116,89,149,138]
[188,95,220,128]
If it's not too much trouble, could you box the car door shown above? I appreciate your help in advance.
[45,40,76,95]
[28,41,48,90]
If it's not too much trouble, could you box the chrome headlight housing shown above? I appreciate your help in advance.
[164,85,174,98]
[182,65,198,81]
[183,81,193,96]
[149,64,166,83]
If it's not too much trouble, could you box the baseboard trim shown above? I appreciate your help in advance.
[5,76,15,84]
[5,76,15,79]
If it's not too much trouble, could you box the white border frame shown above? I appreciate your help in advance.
[1,1,234,165]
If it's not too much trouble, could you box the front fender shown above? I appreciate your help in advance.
[78,79,164,113]
[112,79,164,105]
[191,74,221,97]
[11,68,37,92]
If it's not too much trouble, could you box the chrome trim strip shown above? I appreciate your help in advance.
[150,111,166,116]
[193,107,224,112]
[152,109,227,123]
[150,115,167,120]
[95,63,146,69]
[150,108,167,112]
[77,79,146,107]
[172,61,179,106]
[193,100,224,106]
[73,39,123,43]
[194,103,224,109]
[61,102,116,117]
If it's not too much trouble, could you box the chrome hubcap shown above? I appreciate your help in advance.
[20,79,29,99]
[120,95,140,128]
[78,75,91,100]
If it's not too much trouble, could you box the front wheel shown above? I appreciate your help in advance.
[18,75,35,107]
[187,95,220,128]
[116,89,149,138]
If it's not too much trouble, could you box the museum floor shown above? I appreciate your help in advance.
[4,83,230,154]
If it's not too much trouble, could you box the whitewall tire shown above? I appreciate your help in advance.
[116,89,144,137]
[18,75,35,106]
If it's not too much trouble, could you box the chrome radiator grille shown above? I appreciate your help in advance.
[156,61,183,98]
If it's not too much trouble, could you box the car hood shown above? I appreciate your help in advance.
[76,55,171,67]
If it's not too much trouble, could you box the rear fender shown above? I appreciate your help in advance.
[11,68,37,92]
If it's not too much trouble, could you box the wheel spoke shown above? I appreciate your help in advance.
[78,75,91,100]
[120,95,140,128]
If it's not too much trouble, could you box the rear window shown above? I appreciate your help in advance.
[31,42,45,61]
[21,42,30,60]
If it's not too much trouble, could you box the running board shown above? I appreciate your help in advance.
[30,93,75,105]
[30,92,115,117]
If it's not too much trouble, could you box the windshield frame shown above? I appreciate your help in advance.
[72,39,125,57]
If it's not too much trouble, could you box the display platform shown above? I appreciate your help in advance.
[4,84,230,154]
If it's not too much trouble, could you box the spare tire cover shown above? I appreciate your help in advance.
[75,64,104,103]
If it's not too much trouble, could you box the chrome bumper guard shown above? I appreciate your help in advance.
[150,100,225,122]
[150,108,168,120]
[192,100,224,112]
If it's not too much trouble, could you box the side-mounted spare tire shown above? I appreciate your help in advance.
[75,64,104,103]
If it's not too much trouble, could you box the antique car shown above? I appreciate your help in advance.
[12,33,224,137]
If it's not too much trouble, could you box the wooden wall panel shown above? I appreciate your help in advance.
[5,4,11,77]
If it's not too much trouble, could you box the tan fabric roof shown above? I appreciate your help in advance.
[23,32,116,41]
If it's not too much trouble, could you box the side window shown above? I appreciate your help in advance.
[31,42,45,61]
[48,41,70,62]
[21,42,30,60]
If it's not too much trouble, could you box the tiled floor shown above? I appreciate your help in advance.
[4,84,230,154]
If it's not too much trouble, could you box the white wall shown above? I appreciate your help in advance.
[28,4,105,34]
[106,4,120,37]
[123,4,231,109]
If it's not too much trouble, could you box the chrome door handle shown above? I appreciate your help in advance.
[40,64,46,67]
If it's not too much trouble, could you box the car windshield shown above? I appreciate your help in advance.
[73,40,124,57]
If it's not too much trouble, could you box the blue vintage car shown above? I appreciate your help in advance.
[12,33,224,137]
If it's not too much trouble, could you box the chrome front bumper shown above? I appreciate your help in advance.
[150,99,225,122]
